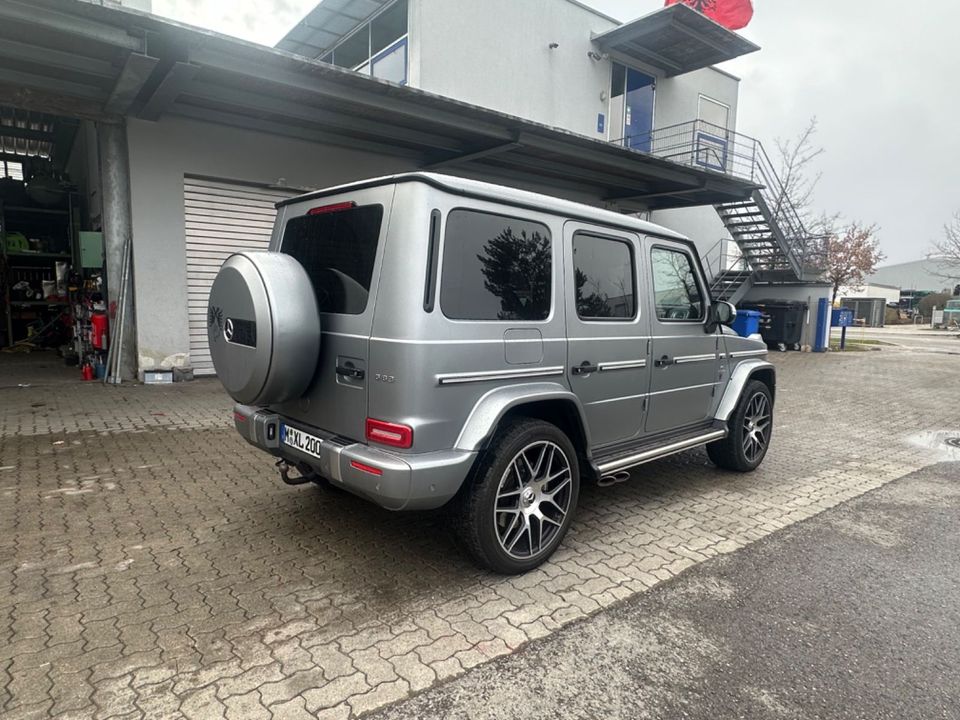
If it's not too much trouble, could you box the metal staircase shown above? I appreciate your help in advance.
[617,118,825,303]
[710,142,825,303]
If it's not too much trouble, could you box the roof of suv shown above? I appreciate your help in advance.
[277,172,688,241]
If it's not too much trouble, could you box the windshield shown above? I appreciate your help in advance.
[281,204,384,315]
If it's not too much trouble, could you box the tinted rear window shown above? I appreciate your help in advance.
[573,233,636,320]
[281,204,383,314]
[440,210,552,321]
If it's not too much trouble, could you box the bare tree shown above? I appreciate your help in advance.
[772,118,824,225]
[932,212,960,285]
[825,222,885,304]
[769,118,840,260]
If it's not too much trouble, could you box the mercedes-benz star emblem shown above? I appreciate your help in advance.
[224,318,235,342]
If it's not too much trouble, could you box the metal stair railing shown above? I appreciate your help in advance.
[703,238,753,302]
[752,143,827,277]
[612,119,826,281]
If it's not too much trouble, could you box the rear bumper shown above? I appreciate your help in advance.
[233,405,476,511]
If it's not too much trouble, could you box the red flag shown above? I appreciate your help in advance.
[665,0,754,31]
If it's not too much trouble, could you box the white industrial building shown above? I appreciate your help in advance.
[0,0,828,379]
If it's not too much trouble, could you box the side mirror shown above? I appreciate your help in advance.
[706,301,737,333]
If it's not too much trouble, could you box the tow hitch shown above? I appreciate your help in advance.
[276,459,314,486]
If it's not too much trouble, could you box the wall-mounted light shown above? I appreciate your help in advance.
[549,42,559,49]
[587,50,609,62]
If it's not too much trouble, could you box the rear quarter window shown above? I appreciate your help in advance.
[440,209,552,321]
[281,204,384,314]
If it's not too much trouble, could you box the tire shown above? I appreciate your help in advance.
[707,380,773,472]
[454,418,580,574]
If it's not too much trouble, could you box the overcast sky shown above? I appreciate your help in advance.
[151,0,960,264]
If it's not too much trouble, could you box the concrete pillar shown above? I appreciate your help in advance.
[97,120,137,381]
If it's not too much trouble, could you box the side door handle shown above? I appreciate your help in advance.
[571,361,599,376]
[336,364,365,380]
[654,355,675,368]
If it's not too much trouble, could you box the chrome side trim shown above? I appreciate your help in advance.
[437,366,565,386]
[649,381,718,397]
[729,349,768,358]
[586,392,649,406]
[598,359,648,372]
[373,336,566,345]
[673,353,718,365]
[570,335,649,342]
[597,429,727,474]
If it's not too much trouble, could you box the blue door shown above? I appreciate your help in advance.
[610,63,656,152]
[624,68,655,151]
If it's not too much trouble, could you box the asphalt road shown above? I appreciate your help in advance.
[372,463,960,720]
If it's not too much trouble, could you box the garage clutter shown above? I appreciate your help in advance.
[1,149,110,381]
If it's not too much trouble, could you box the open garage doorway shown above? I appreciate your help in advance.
[0,105,111,387]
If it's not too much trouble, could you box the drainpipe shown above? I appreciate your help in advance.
[97,119,137,381]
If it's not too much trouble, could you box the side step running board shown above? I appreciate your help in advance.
[596,429,727,476]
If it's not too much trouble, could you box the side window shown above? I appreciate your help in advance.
[440,210,552,321]
[573,233,636,320]
[650,247,705,322]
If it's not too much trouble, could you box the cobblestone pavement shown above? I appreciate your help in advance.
[1,350,957,719]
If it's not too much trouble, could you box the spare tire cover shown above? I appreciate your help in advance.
[207,251,320,405]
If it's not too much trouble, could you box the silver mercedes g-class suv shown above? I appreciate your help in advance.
[208,173,774,574]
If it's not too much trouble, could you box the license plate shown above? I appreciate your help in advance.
[280,424,323,459]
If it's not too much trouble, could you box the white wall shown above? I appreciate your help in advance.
[838,283,901,306]
[414,0,617,140]
[653,67,740,132]
[126,115,414,372]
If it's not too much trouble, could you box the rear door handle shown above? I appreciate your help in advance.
[336,365,365,380]
[572,361,599,376]
[654,355,675,368]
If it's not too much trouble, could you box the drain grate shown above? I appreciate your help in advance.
[946,437,960,449]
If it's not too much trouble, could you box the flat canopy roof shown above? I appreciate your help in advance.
[0,0,759,211]
[276,0,391,58]
[593,4,759,77]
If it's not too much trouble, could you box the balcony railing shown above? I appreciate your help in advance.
[612,119,827,276]
[612,119,760,183]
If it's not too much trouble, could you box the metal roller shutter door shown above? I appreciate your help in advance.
[184,177,296,375]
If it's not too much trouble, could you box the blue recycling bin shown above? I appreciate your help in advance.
[731,309,761,337]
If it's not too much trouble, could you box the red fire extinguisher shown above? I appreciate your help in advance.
[91,313,108,349]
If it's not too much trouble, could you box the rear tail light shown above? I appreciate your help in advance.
[365,418,413,449]
[307,201,356,215]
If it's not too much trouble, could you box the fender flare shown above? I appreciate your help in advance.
[454,382,592,452]
[715,359,777,423]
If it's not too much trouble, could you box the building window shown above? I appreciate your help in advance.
[1,159,23,181]
[322,0,408,85]
[650,247,705,322]
[573,233,636,320]
[440,210,552,322]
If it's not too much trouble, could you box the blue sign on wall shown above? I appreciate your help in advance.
[597,113,605,134]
